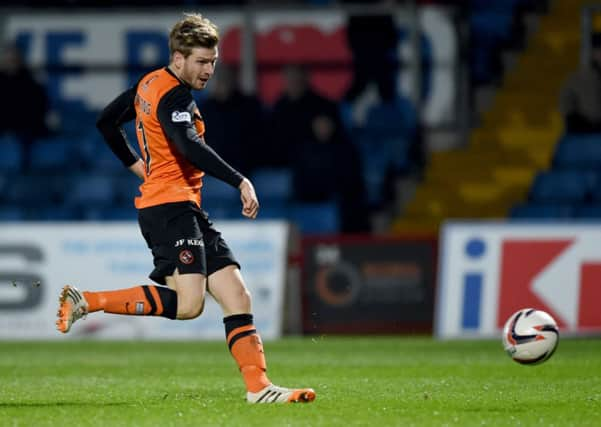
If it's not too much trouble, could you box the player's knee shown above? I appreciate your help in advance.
[177,298,205,320]
[237,287,252,311]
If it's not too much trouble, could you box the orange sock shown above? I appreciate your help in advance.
[224,314,271,393]
[83,285,177,319]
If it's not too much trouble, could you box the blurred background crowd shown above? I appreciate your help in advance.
[0,0,599,236]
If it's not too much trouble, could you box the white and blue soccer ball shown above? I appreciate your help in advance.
[502,308,559,365]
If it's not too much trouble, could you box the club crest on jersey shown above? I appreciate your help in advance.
[172,111,192,123]
[179,249,195,265]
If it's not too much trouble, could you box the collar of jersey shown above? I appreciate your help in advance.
[164,66,192,90]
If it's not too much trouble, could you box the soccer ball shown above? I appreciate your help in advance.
[502,308,559,365]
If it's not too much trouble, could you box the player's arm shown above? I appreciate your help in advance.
[96,86,144,178]
[157,85,245,188]
[157,85,258,218]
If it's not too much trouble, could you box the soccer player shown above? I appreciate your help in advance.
[55,13,315,405]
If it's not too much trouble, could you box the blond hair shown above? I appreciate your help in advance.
[169,13,219,58]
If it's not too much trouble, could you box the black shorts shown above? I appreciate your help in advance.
[138,201,240,285]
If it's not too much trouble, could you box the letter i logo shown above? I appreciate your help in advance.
[461,238,486,330]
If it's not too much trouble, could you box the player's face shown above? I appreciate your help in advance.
[181,47,218,90]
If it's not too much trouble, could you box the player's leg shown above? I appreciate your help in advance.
[56,268,206,333]
[56,281,180,333]
[165,269,206,319]
[56,202,207,333]
[208,265,315,404]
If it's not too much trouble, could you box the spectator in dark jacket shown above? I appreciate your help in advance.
[560,33,601,134]
[0,42,50,168]
[266,64,341,168]
[199,64,265,176]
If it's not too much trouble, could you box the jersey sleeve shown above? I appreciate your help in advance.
[157,85,244,188]
[96,86,140,167]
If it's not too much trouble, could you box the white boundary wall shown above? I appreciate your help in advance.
[0,221,288,340]
[436,222,601,339]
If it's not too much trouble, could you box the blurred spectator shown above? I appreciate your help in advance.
[559,33,601,134]
[292,114,370,232]
[265,64,340,168]
[342,3,399,103]
[199,64,265,175]
[0,42,50,168]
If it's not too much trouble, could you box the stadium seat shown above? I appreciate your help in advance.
[256,200,289,220]
[591,183,601,202]
[0,134,23,172]
[529,171,597,203]
[35,206,81,221]
[58,100,99,136]
[65,174,117,206]
[201,176,239,205]
[251,168,293,202]
[289,201,340,234]
[0,207,26,221]
[30,137,75,171]
[364,96,417,141]
[553,134,601,170]
[509,203,574,220]
[574,204,601,219]
[93,144,128,172]
[113,174,142,203]
[5,175,62,206]
[84,206,137,221]
[204,203,241,220]
[355,133,408,208]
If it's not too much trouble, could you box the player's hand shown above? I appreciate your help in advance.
[239,178,259,219]
[128,159,146,180]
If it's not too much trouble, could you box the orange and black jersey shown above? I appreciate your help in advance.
[96,67,244,209]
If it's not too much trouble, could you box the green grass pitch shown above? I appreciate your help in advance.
[0,337,600,426]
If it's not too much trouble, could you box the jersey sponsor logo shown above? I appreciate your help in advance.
[174,239,204,247]
[171,111,192,123]
[179,249,195,265]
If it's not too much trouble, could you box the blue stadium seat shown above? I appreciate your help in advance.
[470,0,521,13]
[256,200,289,220]
[529,171,597,203]
[5,175,61,206]
[201,176,239,205]
[204,203,241,220]
[30,137,75,171]
[251,168,293,202]
[574,204,601,219]
[355,133,409,208]
[65,174,116,206]
[0,173,8,200]
[0,207,26,221]
[113,174,142,203]
[76,132,103,167]
[560,133,601,145]
[470,12,514,44]
[0,134,23,172]
[93,144,127,172]
[364,96,417,141]
[509,203,574,220]
[355,97,417,187]
[58,100,99,136]
[289,201,340,234]
[358,98,416,204]
[35,206,80,221]
[590,184,601,202]
[84,206,137,221]
[553,135,601,170]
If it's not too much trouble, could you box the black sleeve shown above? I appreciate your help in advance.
[96,86,140,167]
[157,85,244,188]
